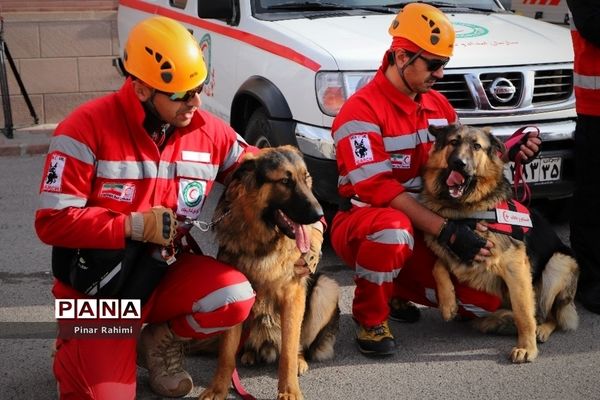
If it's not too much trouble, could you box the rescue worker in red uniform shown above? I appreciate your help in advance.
[35,16,323,399]
[330,3,541,356]
[566,0,600,314]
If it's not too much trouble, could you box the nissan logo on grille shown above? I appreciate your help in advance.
[488,77,517,103]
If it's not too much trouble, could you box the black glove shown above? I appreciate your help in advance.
[437,219,487,264]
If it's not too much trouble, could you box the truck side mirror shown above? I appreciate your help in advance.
[198,0,235,21]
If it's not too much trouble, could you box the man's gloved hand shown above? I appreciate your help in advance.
[436,219,487,264]
[294,223,324,278]
[130,207,177,246]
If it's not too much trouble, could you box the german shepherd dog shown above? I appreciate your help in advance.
[199,146,340,400]
[421,124,579,363]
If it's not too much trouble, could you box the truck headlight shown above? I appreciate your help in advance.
[315,71,375,116]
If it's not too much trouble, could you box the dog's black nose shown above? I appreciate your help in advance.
[451,157,466,170]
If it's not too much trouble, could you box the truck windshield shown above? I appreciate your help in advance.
[257,0,501,12]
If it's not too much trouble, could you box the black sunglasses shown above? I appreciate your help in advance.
[156,83,204,102]
[415,54,450,72]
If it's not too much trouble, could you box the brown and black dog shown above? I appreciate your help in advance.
[198,145,340,400]
[421,124,578,363]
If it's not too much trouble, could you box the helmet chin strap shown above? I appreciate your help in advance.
[396,50,422,95]
[142,91,170,136]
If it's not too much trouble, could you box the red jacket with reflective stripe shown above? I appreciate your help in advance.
[332,68,457,207]
[570,7,600,116]
[35,78,255,249]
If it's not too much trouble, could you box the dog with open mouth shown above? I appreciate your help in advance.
[421,124,579,363]
[196,145,340,400]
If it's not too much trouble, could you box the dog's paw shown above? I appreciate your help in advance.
[199,386,229,400]
[259,342,278,364]
[439,302,458,321]
[278,391,304,400]
[241,349,257,366]
[509,346,538,363]
[297,355,309,376]
[536,323,553,343]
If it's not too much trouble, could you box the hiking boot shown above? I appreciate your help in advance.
[389,298,421,323]
[137,322,193,398]
[355,320,396,356]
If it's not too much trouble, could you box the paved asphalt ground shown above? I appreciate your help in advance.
[1,154,599,400]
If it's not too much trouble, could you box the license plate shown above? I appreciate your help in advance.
[504,157,562,184]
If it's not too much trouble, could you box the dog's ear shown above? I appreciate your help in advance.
[230,155,257,183]
[482,127,506,157]
[429,124,456,149]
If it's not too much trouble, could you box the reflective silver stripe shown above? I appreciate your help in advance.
[185,316,231,335]
[49,135,95,165]
[425,288,490,317]
[367,228,414,250]
[85,262,122,296]
[96,160,157,180]
[355,263,401,285]
[574,72,600,90]
[158,160,175,179]
[459,302,490,317]
[402,176,423,192]
[383,128,434,151]
[191,281,255,313]
[347,160,392,185]
[176,161,219,180]
[333,120,381,144]
[38,192,87,210]
[220,138,246,173]
[338,173,350,187]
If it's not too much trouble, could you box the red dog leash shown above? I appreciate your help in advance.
[504,126,541,204]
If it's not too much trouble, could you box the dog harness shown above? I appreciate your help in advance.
[467,199,532,241]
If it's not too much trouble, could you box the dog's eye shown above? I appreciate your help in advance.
[279,177,295,188]
[449,139,459,146]
[473,143,482,150]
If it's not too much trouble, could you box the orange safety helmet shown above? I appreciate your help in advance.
[123,16,207,92]
[388,3,455,58]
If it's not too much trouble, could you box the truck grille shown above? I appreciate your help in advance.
[433,64,574,114]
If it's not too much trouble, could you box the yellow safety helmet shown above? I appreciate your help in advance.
[388,3,455,58]
[123,16,207,92]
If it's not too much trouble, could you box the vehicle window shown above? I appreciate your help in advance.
[256,0,499,8]
[170,0,187,9]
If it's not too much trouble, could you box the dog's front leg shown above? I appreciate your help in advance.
[501,258,538,363]
[199,323,242,400]
[277,283,306,400]
[432,259,458,321]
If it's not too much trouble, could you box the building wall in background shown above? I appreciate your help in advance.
[0,1,122,127]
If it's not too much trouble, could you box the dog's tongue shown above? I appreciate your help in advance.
[294,223,310,254]
[446,170,465,187]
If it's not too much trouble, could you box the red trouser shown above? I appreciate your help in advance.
[330,206,502,327]
[52,253,256,400]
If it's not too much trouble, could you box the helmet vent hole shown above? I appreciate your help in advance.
[430,35,440,45]
[160,61,172,70]
[144,47,154,55]
[161,72,173,83]
[155,53,163,62]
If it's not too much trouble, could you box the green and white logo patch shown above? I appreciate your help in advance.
[178,179,207,219]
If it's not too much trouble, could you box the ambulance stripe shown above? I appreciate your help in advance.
[49,135,95,165]
[119,0,321,72]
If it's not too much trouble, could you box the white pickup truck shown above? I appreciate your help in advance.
[117,0,575,206]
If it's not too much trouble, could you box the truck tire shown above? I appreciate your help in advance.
[245,107,275,148]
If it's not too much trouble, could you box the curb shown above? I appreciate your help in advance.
[0,124,56,157]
